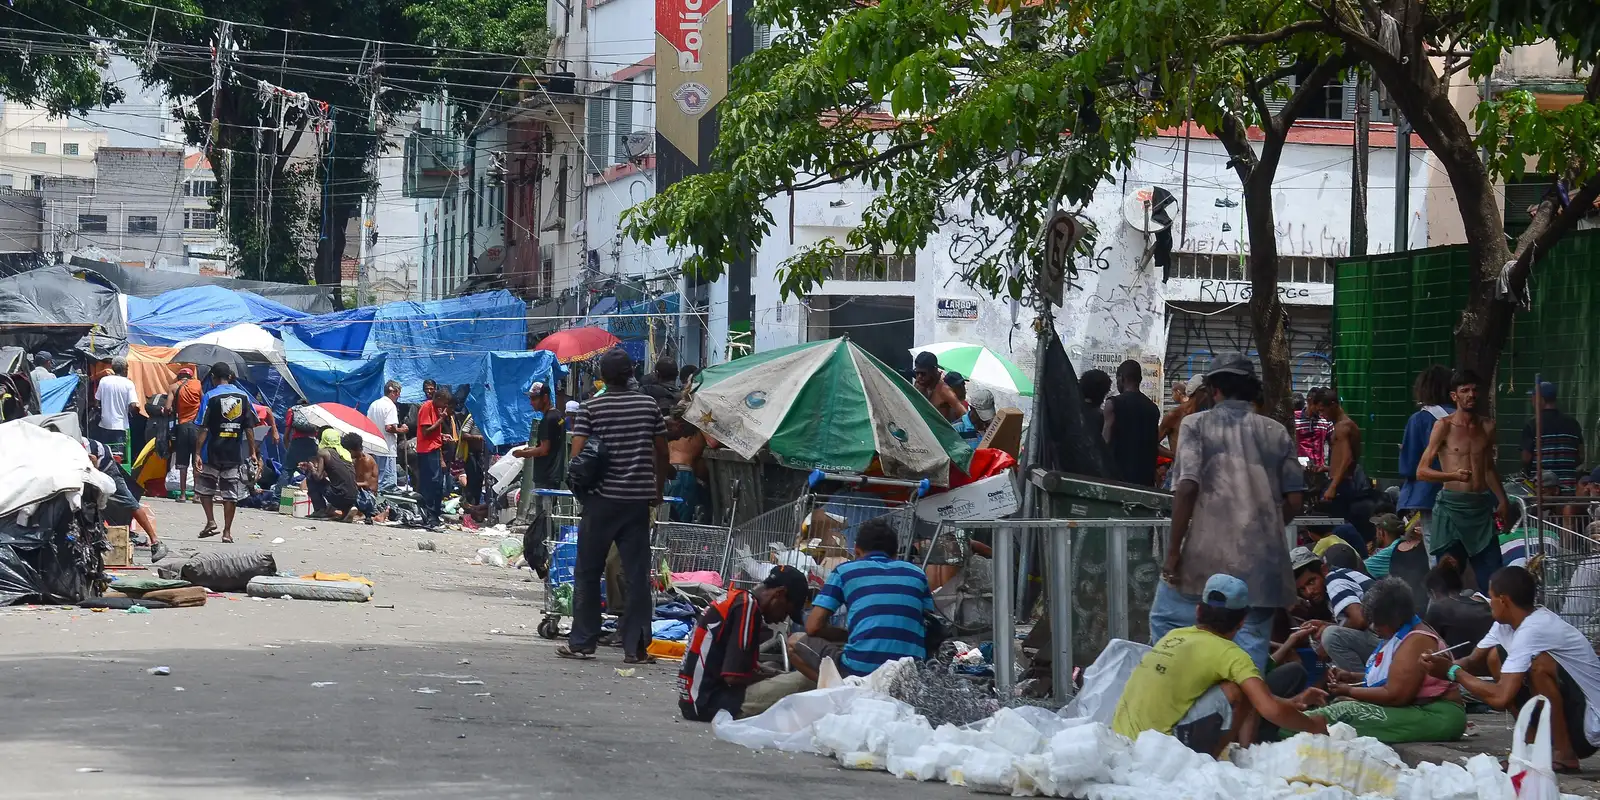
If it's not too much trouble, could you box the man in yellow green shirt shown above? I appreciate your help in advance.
[1113,573,1329,755]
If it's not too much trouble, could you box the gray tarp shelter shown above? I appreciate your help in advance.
[0,267,126,359]
[68,258,340,314]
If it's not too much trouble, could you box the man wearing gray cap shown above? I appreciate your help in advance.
[1152,352,1306,672]
[30,351,54,387]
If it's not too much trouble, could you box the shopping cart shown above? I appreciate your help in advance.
[533,488,681,640]
[1515,497,1600,642]
[719,470,931,592]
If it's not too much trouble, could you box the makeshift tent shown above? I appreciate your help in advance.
[294,305,375,358]
[464,350,559,448]
[283,330,388,408]
[608,293,679,341]
[173,323,307,401]
[126,344,181,410]
[0,266,126,358]
[364,291,527,402]
[70,257,340,313]
[126,286,307,346]
[36,375,77,415]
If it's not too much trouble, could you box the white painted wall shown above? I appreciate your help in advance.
[737,135,1437,376]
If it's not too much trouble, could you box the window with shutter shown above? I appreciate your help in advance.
[1504,176,1555,242]
[755,23,774,50]
[586,95,609,173]
[614,82,634,165]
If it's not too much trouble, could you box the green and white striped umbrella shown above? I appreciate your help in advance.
[910,342,1034,396]
[685,338,973,485]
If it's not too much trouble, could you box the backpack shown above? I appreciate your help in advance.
[565,435,609,497]
[290,406,318,436]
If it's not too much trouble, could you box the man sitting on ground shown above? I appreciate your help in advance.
[300,430,359,521]
[1292,547,1378,672]
[789,517,934,680]
[1113,573,1328,756]
[1426,566,1600,773]
[678,565,810,722]
[344,433,384,524]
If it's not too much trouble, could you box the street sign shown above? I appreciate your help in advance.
[935,297,980,322]
[1040,210,1082,306]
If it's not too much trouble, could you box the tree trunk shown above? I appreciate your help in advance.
[1242,170,1294,428]
[315,203,354,287]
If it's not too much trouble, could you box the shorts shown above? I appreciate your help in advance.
[195,463,252,503]
[101,468,141,526]
[1172,683,1234,756]
[790,634,853,677]
[172,422,199,462]
[1513,655,1600,758]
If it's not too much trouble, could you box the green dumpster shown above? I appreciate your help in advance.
[1029,470,1172,668]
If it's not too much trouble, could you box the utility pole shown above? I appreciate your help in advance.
[357,44,382,307]
[1394,111,1411,252]
[210,21,231,272]
[1350,68,1370,257]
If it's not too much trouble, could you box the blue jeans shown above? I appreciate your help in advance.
[374,455,397,493]
[1149,582,1276,673]
[417,451,443,527]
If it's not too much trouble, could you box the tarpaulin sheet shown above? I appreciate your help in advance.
[294,305,375,358]
[127,344,180,412]
[464,350,558,448]
[0,420,97,519]
[37,375,78,415]
[608,293,679,341]
[0,494,100,606]
[70,257,339,314]
[126,286,308,346]
[283,330,389,408]
[0,266,127,358]
[364,291,526,403]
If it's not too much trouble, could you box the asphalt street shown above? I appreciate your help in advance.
[0,500,969,800]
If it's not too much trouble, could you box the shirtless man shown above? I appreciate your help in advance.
[1417,369,1510,591]
[912,351,965,422]
[1158,375,1205,462]
[666,413,709,523]
[346,433,384,524]
[1310,388,1375,543]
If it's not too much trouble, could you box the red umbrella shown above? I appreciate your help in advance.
[536,326,621,363]
[294,402,390,455]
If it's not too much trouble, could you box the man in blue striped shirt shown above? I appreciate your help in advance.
[790,517,934,679]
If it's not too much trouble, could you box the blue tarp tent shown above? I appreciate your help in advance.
[37,374,78,415]
[364,291,527,402]
[608,293,679,341]
[464,350,559,447]
[283,330,389,408]
[294,305,376,358]
[126,286,307,345]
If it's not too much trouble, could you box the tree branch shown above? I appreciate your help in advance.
[1214,110,1257,185]
[1508,176,1600,291]
[1214,19,1329,47]
[784,139,929,191]
[1242,69,1277,136]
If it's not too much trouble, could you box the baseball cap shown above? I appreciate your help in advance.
[1203,574,1249,610]
[527,380,551,398]
[761,565,811,624]
[1206,352,1255,379]
[1185,374,1205,394]
[177,366,194,377]
[967,386,997,422]
[34,350,51,363]
[565,400,581,414]
[1538,381,1558,400]
[1370,513,1405,535]
[914,351,940,372]
[944,370,965,388]
[1289,546,1322,572]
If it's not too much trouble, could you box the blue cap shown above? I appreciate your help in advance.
[1539,382,1557,400]
[1203,574,1250,610]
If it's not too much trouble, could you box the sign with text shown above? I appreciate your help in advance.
[1086,351,1163,396]
[656,0,729,165]
[936,297,980,322]
[1039,211,1083,306]
[1164,278,1333,306]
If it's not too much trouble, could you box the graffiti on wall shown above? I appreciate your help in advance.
[1164,311,1333,394]
[1179,222,1395,259]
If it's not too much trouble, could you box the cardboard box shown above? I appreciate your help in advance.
[105,525,132,567]
[979,408,1024,456]
[913,470,1020,523]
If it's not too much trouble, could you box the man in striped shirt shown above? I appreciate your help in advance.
[1522,382,1584,494]
[558,348,669,664]
[790,517,934,679]
[677,565,809,721]
[1291,546,1378,672]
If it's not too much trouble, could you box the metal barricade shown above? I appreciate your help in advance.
[1517,499,1600,642]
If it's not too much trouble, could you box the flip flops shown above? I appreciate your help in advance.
[198,522,219,539]
[555,645,595,660]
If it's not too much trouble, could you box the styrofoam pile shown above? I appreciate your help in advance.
[715,659,1548,800]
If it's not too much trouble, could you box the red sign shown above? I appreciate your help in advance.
[657,0,714,73]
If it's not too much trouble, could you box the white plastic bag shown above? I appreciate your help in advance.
[986,707,1045,755]
[1060,639,1152,725]
[1510,695,1561,800]
[712,686,875,752]
[1465,753,1515,800]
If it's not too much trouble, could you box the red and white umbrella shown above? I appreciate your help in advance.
[535,326,620,364]
[293,402,390,455]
